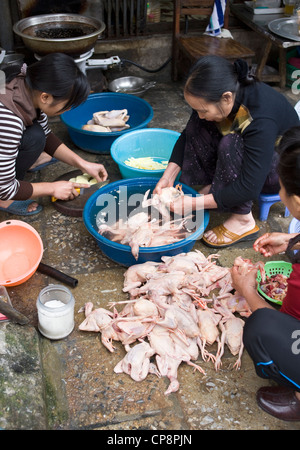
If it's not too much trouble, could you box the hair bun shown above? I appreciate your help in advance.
[234,59,249,82]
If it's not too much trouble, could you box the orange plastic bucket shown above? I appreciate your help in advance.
[0,220,43,286]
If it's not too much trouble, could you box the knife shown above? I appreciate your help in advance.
[0,297,29,325]
[51,180,109,202]
[74,179,109,195]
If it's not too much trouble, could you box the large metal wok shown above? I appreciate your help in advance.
[13,14,105,57]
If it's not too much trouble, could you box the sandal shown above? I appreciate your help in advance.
[0,199,43,216]
[28,157,58,172]
[202,224,259,248]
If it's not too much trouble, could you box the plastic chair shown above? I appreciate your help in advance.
[258,193,290,221]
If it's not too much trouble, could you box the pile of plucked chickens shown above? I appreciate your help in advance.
[79,251,264,395]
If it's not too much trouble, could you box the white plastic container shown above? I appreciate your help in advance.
[37,284,75,339]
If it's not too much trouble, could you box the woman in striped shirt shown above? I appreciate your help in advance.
[0,52,108,216]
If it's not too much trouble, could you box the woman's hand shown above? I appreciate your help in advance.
[80,161,108,182]
[253,232,290,257]
[51,181,90,201]
[153,177,173,195]
[153,162,181,194]
[231,265,258,298]
[231,264,274,312]
[53,144,108,182]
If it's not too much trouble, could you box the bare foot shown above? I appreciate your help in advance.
[0,199,40,213]
[203,212,256,244]
[296,391,300,402]
[29,152,52,170]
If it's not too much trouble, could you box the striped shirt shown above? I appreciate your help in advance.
[0,102,59,200]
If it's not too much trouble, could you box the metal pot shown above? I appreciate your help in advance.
[13,13,105,57]
[108,76,156,97]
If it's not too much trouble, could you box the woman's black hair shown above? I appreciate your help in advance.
[25,53,90,111]
[184,55,256,102]
[277,125,300,197]
[2,64,22,82]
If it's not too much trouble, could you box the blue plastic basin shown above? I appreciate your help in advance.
[83,177,209,267]
[61,93,153,154]
[110,128,180,179]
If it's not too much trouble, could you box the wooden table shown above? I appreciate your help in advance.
[230,3,300,88]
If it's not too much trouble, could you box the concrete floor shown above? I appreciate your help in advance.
[1,65,300,431]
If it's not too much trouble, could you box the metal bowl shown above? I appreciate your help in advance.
[108,76,156,97]
[13,13,105,56]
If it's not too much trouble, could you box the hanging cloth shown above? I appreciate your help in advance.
[205,0,227,36]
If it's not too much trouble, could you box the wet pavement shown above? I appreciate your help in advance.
[0,66,300,431]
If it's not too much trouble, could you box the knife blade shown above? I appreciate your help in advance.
[74,179,110,195]
[51,179,109,202]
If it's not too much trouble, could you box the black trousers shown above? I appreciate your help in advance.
[243,308,300,392]
[15,121,46,180]
[180,115,280,214]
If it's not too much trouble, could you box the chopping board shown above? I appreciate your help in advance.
[52,170,107,217]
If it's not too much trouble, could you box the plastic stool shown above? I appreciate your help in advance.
[258,193,290,221]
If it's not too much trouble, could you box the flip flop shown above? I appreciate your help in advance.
[28,157,58,172]
[0,199,43,216]
[202,224,260,249]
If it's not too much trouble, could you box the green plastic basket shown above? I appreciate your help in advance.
[257,261,293,305]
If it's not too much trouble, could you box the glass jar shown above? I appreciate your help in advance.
[283,0,296,15]
[37,284,75,340]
